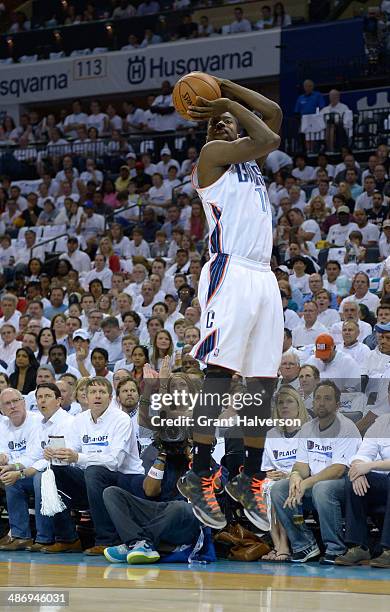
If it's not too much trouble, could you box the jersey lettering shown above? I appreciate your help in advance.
[206,311,215,329]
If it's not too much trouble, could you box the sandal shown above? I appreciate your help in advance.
[272,552,291,562]
[261,549,277,561]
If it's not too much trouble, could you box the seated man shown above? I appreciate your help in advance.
[271,380,361,564]
[335,413,390,568]
[0,388,43,550]
[0,383,73,551]
[40,377,144,555]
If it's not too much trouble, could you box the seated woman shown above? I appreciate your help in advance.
[37,327,56,365]
[9,347,39,394]
[261,385,310,562]
[151,330,174,372]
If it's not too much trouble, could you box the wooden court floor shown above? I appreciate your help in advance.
[0,553,389,611]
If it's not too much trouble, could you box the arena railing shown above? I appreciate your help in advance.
[103,202,145,232]
[0,129,207,168]
[283,107,390,157]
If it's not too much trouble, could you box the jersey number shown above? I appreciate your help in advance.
[256,187,268,213]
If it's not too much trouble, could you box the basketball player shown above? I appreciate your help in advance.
[176,78,284,529]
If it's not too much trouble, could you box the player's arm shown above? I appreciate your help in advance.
[216,79,283,134]
[191,98,280,170]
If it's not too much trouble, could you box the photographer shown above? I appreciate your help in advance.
[102,358,223,565]
[135,357,204,502]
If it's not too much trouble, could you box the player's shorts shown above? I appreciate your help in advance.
[192,253,284,377]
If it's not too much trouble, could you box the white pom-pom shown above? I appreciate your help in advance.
[40,466,67,516]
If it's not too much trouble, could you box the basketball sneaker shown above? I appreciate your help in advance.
[126,540,160,564]
[104,544,131,563]
[177,469,227,529]
[225,472,270,531]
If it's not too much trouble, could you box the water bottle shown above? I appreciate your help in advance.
[293,504,304,526]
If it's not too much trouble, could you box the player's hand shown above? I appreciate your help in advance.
[188,97,231,120]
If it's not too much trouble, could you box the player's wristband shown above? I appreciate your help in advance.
[148,466,164,480]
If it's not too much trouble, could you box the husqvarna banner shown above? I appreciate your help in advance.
[0,29,281,104]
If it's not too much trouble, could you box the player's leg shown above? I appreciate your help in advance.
[177,364,233,529]
[225,269,284,529]
[225,376,277,530]
[178,259,252,528]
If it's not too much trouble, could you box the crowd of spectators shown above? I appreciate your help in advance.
[0,76,390,568]
[0,2,296,63]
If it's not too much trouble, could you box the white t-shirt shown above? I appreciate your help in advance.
[292,166,315,183]
[151,95,179,131]
[356,222,380,245]
[0,412,40,466]
[296,413,361,475]
[289,273,310,295]
[327,222,359,246]
[306,350,362,390]
[261,427,300,472]
[64,112,88,138]
[147,184,172,211]
[86,113,108,135]
[337,341,371,371]
[292,321,328,347]
[284,308,301,331]
[353,414,390,472]
[339,292,381,315]
[317,309,340,329]
[156,159,180,179]
[355,192,373,211]
[60,250,91,274]
[83,267,113,290]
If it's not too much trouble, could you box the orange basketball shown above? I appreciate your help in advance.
[172,72,221,121]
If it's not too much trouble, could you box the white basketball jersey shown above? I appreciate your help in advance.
[192,161,272,263]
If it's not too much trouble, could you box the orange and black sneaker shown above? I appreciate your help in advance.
[225,472,270,531]
[177,469,227,529]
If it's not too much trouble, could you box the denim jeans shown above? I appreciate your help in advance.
[5,473,54,543]
[271,477,346,556]
[103,487,200,549]
[344,472,390,548]
[51,465,140,545]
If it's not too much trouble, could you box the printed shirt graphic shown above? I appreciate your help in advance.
[296,413,361,475]
[261,427,298,472]
[0,412,41,466]
[67,405,144,474]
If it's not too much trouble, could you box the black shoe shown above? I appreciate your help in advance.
[291,544,321,563]
[320,553,340,565]
[225,472,270,531]
[177,469,227,529]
